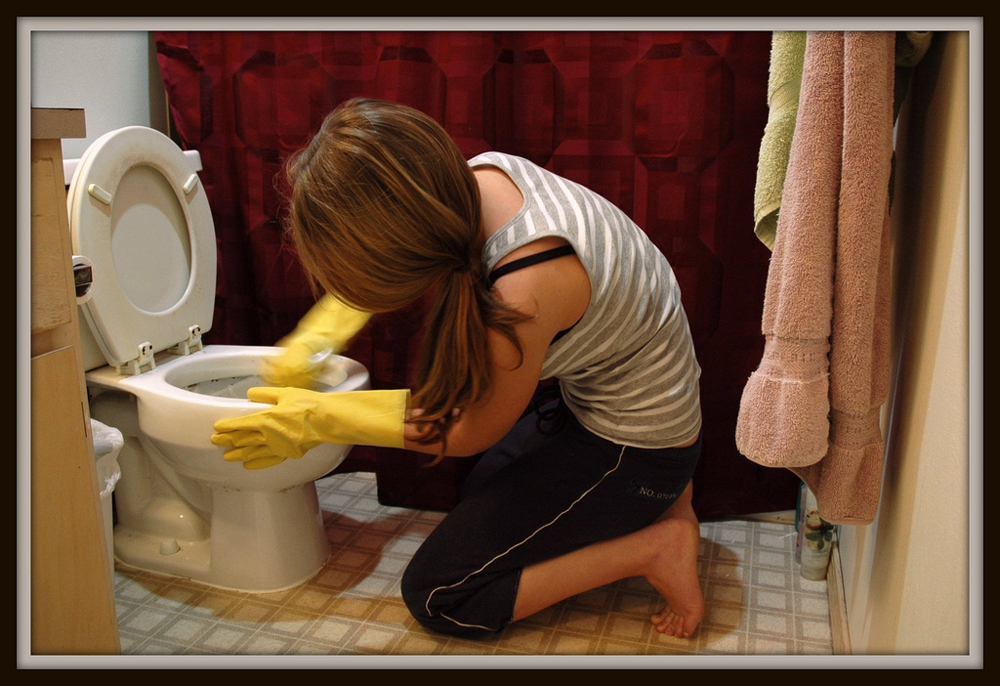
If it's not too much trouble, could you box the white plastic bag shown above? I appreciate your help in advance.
[90,418,123,497]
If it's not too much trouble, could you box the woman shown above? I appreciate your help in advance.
[212,98,705,640]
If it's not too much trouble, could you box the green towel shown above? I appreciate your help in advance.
[754,31,807,251]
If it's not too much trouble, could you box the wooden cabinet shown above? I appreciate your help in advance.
[30,108,120,654]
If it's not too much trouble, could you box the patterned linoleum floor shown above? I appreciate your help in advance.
[110,471,834,664]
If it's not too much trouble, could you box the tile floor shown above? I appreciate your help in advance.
[109,471,834,666]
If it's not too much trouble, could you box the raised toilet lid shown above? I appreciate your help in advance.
[68,126,216,372]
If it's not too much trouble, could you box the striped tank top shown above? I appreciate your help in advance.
[471,151,702,449]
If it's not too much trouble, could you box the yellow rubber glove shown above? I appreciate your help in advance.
[263,294,372,388]
[212,388,409,470]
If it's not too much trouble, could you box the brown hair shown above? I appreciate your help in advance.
[285,98,527,456]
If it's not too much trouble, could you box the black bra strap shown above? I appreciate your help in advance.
[487,244,576,288]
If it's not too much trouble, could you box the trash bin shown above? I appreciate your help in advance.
[91,418,123,572]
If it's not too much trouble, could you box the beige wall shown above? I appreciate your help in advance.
[838,30,972,656]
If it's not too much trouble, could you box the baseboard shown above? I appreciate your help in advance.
[827,541,852,655]
[738,509,797,526]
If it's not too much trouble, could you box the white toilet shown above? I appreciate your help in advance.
[68,126,368,592]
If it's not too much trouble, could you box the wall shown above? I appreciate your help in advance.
[29,31,167,160]
[837,31,973,656]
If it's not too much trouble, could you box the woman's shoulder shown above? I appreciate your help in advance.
[468,151,538,177]
[469,150,518,165]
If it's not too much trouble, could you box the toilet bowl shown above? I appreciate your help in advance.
[68,126,368,592]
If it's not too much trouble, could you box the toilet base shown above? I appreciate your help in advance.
[114,483,331,593]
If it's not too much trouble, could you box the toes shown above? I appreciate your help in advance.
[650,610,667,633]
[651,607,680,636]
[651,606,699,638]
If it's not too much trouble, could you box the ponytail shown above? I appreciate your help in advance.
[410,257,527,460]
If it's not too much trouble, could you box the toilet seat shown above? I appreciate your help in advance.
[68,127,217,374]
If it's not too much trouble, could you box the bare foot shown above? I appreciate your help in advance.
[647,485,703,638]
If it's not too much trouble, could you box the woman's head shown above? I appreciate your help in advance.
[285,98,526,453]
[287,98,484,312]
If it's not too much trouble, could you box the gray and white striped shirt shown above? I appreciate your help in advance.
[473,152,702,449]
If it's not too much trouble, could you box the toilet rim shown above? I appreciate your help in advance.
[68,126,217,370]
[105,345,370,407]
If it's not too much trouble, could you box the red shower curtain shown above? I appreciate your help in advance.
[155,30,800,517]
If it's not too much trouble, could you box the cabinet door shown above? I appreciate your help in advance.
[29,119,120,655]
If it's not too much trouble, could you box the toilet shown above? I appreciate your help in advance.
[68,126,369,592]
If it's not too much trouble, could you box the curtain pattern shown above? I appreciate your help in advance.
[155,30,800,515]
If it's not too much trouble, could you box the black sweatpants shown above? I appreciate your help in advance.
[400,402,702,639]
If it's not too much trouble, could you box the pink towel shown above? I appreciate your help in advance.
[736,31,895,525]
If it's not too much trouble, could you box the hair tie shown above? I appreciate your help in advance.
[452,256,480,277]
